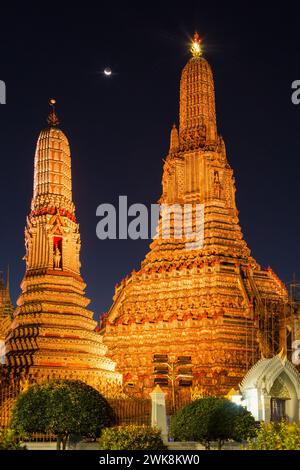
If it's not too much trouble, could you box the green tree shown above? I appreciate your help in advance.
[99,425,167,450]
[171,397,256,450]
[249,421,300,450]
[11,379,114,450]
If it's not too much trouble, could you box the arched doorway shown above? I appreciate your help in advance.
[237,353,300,423]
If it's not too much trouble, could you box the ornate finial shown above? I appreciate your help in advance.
[191,31,202,58]
[47,98,60,127]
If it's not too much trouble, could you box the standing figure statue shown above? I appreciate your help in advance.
[54,245,62,269]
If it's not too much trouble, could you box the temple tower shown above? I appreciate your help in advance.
[103,34,294,401]
[0,268,13,343]
[0,102,121,420]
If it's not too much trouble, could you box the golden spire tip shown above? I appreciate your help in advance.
[47,98,60,127]
[191,31,202,58]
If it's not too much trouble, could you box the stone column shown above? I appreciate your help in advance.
[150,385,168,443]
[263,394,272,423]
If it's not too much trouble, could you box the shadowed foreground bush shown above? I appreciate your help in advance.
[99,425,167,450]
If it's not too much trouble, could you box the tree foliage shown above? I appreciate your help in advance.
[249,421,300,450]
[0,428,26,450]
[171,397,256,449]
[11,379,114,449]
[99,425,167,450]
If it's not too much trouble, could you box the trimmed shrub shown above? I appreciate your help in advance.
[99,425,167,450]
[171,397,256,449]
[11,379,114,449]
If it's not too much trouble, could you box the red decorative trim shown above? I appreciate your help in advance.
[30,206,76,223]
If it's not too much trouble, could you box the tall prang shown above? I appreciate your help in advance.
[0,268,14,343]
[103,34,296,400]
[0,101,121,425]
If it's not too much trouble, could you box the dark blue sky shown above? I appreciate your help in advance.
[0,1,300,321]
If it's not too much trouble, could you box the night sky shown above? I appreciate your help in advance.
[1,2,300,321]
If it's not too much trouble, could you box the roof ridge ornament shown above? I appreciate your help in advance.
[47,98,60,127]
[191,31,202,58]
[277,348,287,364]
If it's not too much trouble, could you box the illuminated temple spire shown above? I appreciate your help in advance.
[0,268,14,342]
[179,33,217,147]
[0,102,121,425]
[104,32,290,401]
[149,33,248,258]
[32,99,73,216]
